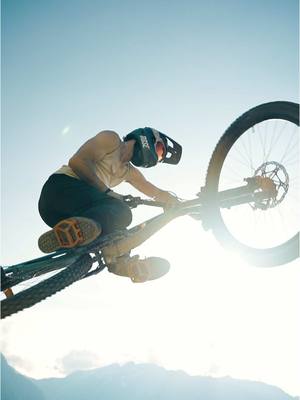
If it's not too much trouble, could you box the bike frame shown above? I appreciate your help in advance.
[1,177,268,289]
[101,177,269,262]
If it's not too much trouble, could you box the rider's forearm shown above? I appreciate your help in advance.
[68,157,109,192]
[132,179,166,200]
[127,167,169,200]
[136,181,178,204]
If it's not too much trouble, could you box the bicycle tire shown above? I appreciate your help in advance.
[1,254,92,319]
[205,101,299,267]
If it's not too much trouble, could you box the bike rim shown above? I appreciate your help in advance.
[218,118,299,250]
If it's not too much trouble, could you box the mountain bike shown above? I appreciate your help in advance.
[1,101,299,319]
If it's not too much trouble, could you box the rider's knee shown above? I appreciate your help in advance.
[112,200,132,228]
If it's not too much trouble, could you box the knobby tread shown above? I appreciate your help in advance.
[1,254,92,319]
[206,101,299,185]
[204,101,299,267]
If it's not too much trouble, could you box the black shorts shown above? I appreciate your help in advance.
[38,174,132,234]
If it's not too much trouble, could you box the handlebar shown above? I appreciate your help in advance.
[122,195,202,221]
[122,195,166,208]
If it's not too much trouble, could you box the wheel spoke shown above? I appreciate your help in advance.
[220,117,298,248]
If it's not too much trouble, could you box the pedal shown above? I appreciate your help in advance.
[4,288,14,298]
[54,219,84,248]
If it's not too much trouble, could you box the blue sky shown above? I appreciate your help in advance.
[1,0,299,397]
[2,0,299,245]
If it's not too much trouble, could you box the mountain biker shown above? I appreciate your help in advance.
[38,127,182,283]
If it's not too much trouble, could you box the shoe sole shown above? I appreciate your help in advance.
[38,217,101,253]
[131,257,170,283]
[108,256,170,283]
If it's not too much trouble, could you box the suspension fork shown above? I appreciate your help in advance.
[188,178,272,210]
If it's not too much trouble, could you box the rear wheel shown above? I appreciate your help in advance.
[1,254,92,319]
[205,101,299,267]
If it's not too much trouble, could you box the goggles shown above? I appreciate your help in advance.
[155,140,166,162]
[152,128,166,162]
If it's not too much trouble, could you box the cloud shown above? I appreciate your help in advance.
[207,363,221,376]
[5,354,34,374]
[61,126,71,136]
[1,325,34,375]
[0,324,33,374]
[55,350,100,375]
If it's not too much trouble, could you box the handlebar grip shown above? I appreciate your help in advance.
[122,195,165,209]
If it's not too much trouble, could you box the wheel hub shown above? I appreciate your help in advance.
[253,161,289,210]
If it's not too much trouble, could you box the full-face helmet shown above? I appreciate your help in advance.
[124,127,182,168]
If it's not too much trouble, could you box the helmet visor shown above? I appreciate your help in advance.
[155,141,166,162]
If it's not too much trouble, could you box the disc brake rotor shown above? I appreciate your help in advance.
[253,161,289,210]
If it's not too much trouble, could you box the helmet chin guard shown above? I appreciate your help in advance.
[159,132,182,165]
[124,127,182,168]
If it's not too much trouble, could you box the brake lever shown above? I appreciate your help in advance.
[122,195,141,208]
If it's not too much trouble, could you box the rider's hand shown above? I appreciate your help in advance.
[154,190,180,208]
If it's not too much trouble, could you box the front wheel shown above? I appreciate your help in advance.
[205,101,299,267]
[1,254,93,319]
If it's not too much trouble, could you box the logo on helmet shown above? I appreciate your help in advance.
[140,135,150,150]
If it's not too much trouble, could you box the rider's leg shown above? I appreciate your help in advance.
[79,198,132,234]
[38,174,132,252]
[38,174,132,231]
[38,174,170,282]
